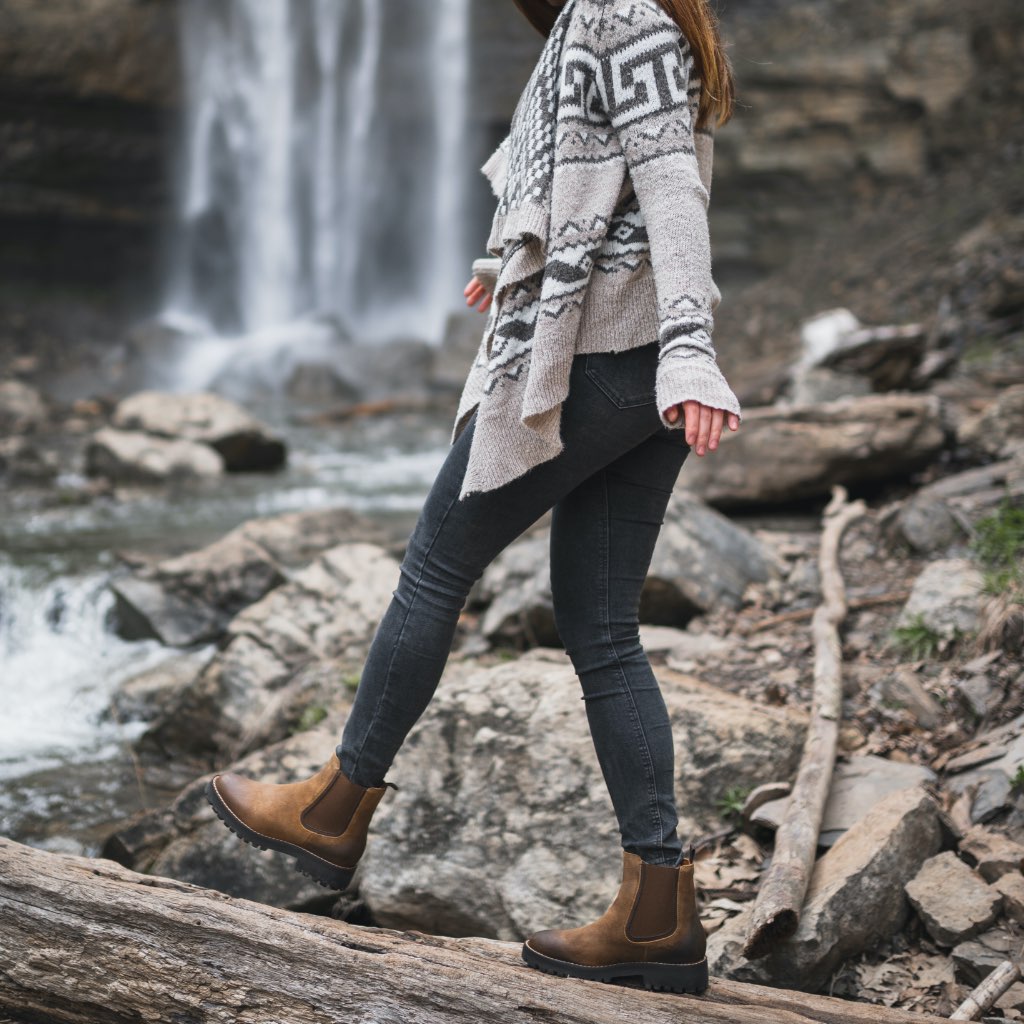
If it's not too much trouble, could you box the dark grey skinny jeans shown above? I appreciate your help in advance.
[337,340,692,866]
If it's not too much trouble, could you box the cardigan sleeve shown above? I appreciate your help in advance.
[593,4,742,426]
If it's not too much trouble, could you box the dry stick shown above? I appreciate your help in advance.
[949,944,1023,1021]
[741,485,867,961]
[746,591,910,634]
[0,837,953,1024]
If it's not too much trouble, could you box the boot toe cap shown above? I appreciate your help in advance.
[525,929,571,962]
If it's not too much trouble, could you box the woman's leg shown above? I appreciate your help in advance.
[338,353,669,789]
[549,428,692,866]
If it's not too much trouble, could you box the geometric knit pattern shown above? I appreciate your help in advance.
[452,0,742,499]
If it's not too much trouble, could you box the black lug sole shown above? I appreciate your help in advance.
[521,941,709,994]
[204,779,356,891]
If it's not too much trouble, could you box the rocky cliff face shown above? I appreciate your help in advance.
[0,0,178,304]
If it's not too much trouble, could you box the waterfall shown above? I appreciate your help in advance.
[164,0,473,348]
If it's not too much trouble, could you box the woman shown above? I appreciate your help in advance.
[206,0,740,996]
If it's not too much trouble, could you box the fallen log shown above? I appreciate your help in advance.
[0,837,946,1024]
[742,485,867,960]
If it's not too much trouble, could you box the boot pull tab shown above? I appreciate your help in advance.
[675,841,696,867]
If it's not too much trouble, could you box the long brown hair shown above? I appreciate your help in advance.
[653,0,735,130]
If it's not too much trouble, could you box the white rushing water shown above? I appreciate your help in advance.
[165,0,473,347]
[0,558,170,781]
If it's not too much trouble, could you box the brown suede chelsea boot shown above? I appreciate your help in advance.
[204,752,390,890]
[521,847,709,994]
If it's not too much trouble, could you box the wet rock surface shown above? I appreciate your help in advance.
[141,543,399,763]
[109,506,386,647]
[85,427,225,483]
[111,391,287,472]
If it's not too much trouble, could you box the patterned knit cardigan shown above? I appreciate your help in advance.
[451,0,742,499]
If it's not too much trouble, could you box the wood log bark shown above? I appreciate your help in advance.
[742,485,867,960]
[0,837,948,1024]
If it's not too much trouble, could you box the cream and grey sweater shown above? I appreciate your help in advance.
[452,0,741,499]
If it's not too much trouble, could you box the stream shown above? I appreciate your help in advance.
[0,405,452,855]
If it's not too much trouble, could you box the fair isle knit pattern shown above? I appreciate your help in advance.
[452,0,742,499]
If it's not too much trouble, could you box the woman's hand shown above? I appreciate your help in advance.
[663,401,740,456]
[464,275,493,313]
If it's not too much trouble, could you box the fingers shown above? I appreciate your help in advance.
[684,401,700,447]
[678,402,740,455]
[708,407,725,451]
[464,276,494,313]
[696,404,713,455]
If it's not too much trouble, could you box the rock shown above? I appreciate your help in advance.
[359,652,807,939]
[905,851,1003,946]
[946,769,1016,825]
[646,494,785,619]
[142,544,399,761]
[944,712,1024,823]
[952,930,1017,987]
[993,872,1024,923]
[112,391,286,471]
[109,507,386,647]
[85,427,224,482]
[869,669,945,729]
[707,786,942,990]
[285,362,361,404]
[103,726,350,912]
[885,28,974,117]
[750,754,936,846]
[791,309,929,393]
[957,385,1024,461]
[787,367,873,406]
[0,436,59,484]
[678,395,946,507]
[954,673,1001,720]
[897,558,985,640]
[0,380,48,433]
[960,825,1024,882]
[105,651,212,724]
[478,533,558,647]
[111,536,287,646]
[639,625,733,669]
[477,495,782,645]
[894,495,963,554]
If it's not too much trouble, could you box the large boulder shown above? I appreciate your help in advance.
[707,786,943,991]
[85,427,224,482]
[110,506,386,647]
[112,391,286,471]
[477,494,783,645]
[678,395,946,507]
[359,650,807,939]
[142,543,399,763]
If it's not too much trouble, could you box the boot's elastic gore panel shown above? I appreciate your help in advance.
[626,862,679,941]
[300,769,367,836]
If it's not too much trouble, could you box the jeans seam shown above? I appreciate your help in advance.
[600,469,665,862]
[347,486,463,783]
